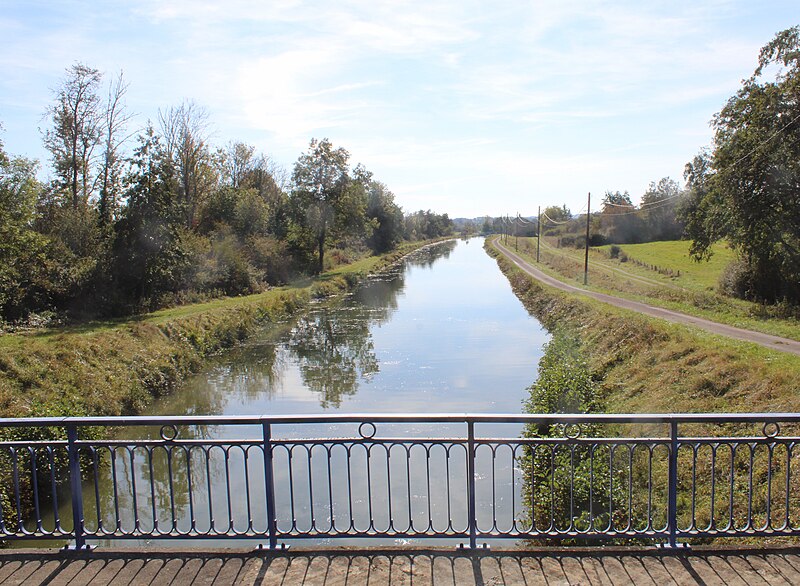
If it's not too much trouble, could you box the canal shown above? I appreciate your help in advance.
[154,238,548,416]
[67,238,550,546]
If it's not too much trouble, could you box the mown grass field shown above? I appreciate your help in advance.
[597,240,736,291]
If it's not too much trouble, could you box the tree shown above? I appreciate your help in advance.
[289,138,353,273]
[112,126,189,309]
[218,141,255,189]
[365,181,403,253]
[43,62,103,211]
[542,204,571,223]
[0,138,48,319]
[599,190,643,243]
[98,71,133,229]
[159,101,217,228]
[684,27,800,302]
[640,177,684,241]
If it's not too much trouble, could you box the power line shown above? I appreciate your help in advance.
[541,211,571,225]
[600,197,682,217]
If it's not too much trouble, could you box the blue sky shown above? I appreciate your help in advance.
[1,0,797,217]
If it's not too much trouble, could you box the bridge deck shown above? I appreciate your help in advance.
[2,545,799,585]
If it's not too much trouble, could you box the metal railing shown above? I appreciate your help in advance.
[1,413,800,550]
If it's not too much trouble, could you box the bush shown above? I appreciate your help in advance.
[719,256,799,304]
[609,245,621,259]
[248,235,293,285]
[559,235,576,248]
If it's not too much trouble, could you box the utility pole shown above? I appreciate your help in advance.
[583,192,591,286]
[536,205,541,263]
[515,212,518,251]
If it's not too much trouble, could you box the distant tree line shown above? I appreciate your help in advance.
[0,63,453,324]
[479,176,688,248]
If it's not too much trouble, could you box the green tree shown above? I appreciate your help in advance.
[289,138,361,273]
[684,26,800,303]
[112,126,189,309]
[159,101,217,228]
[640,177,685,241]
[600,190,644,243]
[42,62,103,211]
[0,139,48,320]
[542,204,571,223]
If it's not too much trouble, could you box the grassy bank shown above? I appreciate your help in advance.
[487,239,800,413]
[0,240,438,420]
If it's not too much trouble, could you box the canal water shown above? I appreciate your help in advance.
[153,238,548,416]
[69,238,550,546]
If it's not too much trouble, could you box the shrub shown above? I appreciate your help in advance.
[247,235,293,285]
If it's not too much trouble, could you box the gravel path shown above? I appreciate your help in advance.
[494,239,800,357]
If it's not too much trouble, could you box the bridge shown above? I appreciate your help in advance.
[1,413,800,583]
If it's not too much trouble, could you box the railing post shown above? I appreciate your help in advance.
[467,421,477,549]
[66,424,87,551]
[659,419,689,550]
[261,421,280,550]
[459,420,487,550]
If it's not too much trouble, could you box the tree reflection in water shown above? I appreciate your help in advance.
[289,276,403,407]
[288,240,454,407]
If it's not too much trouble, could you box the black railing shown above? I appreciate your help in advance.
[1,413,799,550]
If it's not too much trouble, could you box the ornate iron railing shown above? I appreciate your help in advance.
[1,413,799,550]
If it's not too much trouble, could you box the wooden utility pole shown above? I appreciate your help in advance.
[583,192,591,286]
[536,205,541,262]
[515,212,518,251]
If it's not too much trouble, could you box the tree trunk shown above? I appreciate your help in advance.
[318,233,325,275]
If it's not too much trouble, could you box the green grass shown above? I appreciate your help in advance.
[597,240,736,291]
[490,239,800,545]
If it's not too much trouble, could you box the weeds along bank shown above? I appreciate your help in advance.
[0,241,436,420]
[486,241,800,414]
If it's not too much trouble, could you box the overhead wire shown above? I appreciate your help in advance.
[541,211,571,225]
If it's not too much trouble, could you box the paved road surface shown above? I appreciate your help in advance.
[494,239,800,357]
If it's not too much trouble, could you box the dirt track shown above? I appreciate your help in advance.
[493,239,800,357]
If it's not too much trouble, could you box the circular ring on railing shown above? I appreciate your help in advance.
[160,424,179,442]
[763,422,781,438]
[358,422,376,440]
[564,423,581,440]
